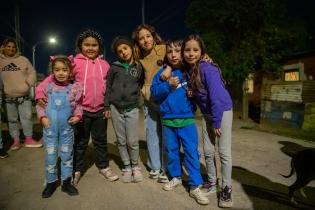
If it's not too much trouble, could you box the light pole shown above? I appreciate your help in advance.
[30,37,56,100]
[32,37,56,69]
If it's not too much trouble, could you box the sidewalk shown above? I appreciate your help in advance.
[0,112,314,210]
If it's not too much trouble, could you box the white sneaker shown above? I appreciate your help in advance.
[149,169,160,179]
[72,171,81,186]
[99,167,119,182]
[158,171,169,183]
[189,187,210,205]
[163,177,182,191]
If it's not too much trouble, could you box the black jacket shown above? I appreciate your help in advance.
[104,61,144,110]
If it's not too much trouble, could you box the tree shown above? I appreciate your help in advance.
[186,0,307,82]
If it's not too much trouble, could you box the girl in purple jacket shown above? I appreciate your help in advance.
[182,34,233,208]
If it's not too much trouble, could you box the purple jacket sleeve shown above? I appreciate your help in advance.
[35,75,53,100]
[201,62,227,128]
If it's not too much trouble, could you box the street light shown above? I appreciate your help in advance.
[32,37,57,69]
[30,37,57,100]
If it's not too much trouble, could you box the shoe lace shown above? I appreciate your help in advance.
[192,188,204,199]
[168,178,179,186]
[133,168,142,176]
[220,186,232,200]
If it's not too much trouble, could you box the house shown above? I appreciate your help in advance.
[260,50,315,140]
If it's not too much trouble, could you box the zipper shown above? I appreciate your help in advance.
[92,61,96,109]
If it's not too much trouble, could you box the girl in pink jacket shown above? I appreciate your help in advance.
[36,29,119,185]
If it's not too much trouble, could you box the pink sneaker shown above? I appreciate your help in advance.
[24,137,43,148]
[132,166,143,183]
[11,139,22,151]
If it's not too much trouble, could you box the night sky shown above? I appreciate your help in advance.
[0,0,192,75]
[1,0,314,75]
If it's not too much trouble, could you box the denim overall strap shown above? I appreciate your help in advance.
[44,83,74,183]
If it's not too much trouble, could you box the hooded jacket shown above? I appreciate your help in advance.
[0,52,36,97]
[104,61,144,110]
[193,61,233,128]
[35,53,109,113]
[139,44,166,101]
[151,67,195,119]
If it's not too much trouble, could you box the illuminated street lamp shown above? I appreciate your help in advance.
[30,37,57,100]
[32,37,57,69]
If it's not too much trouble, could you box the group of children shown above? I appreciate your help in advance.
[0,24,233,208]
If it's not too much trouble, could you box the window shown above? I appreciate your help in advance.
[284,69,299,81]
[283,63,303,81]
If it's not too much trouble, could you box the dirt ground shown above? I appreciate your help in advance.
[0,112,315,210]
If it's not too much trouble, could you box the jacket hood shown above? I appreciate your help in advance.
[111,60,137,68]
[0,51,21,59]
[74,53,103,60]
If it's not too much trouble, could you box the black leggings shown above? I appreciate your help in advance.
[74,110,108,172]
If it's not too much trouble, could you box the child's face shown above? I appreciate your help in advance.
[116,44,133,63]
[183,40,202,66]
[3,42,17,57]
[166,43,182,68]
[52,61,71,83]
[138,28,154,52]
[81,36,100,59]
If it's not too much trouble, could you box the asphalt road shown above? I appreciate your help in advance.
[0,112,315,210]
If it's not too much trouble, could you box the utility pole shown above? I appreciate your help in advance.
[141,0,145,24]
[14,0,22,52]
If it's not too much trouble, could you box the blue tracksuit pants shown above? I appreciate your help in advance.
[163,124,203,187]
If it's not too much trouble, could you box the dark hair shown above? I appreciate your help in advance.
[111,36,134,54]
[48,55,73,76]
[1,38,19,54]
[182,34,206,90]
[182,34,226,90]
[132,24,163,60]
[75,29,104,55]
[164,39,183,68]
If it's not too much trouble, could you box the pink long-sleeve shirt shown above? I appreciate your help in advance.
[36,54,109,113]
[36,79,83,121]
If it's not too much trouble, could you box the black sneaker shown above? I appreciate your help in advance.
[219,186,233,208]
[42,181,58,198]
[0,149,9,159]
[62,177,79,196]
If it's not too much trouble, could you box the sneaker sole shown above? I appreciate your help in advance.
[11,146,22,151]
[24,144,43,148]
[109,177,119,182]
[133,178,143,183]
[189,194,210,205]
[158,178,169,183]
[219,200,233,208]
[103,175,119,182]
[149,174,159,179]
[61,188,79,196]
[0,155,9,159]
[163,182,181,191]
[122,176,132,183]
[163,186,175,191]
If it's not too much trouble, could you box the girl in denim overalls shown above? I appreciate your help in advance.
[36,55,83,198]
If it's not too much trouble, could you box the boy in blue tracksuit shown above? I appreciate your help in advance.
[150,39,209,205]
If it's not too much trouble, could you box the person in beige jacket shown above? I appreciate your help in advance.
[0,38,42,150]
[132,24,169,183]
